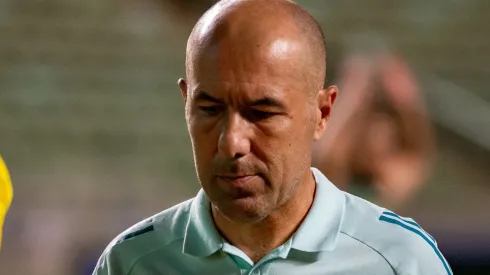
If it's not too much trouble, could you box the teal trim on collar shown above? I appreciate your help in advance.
[291,168,345,252]
[183,189,223,257]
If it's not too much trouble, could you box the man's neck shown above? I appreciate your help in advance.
[212,171,316,263]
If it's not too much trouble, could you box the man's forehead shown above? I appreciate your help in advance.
[187,45,310,105]
[190,79,303,100]
[189,39,306,84]
[190,35,303,65]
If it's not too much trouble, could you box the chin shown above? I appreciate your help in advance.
[217,197,269,223]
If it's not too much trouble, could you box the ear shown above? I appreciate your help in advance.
[178,78,188,104]
[313,85,338,141]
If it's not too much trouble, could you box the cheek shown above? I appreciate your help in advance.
[189,123,218,169]
[286,119,316,167]
[189,114,219,145]
[259,118,313,171]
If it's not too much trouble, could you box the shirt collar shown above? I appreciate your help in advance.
[291,168,345,252]
[183,189,223,257]
[183,168,345,256]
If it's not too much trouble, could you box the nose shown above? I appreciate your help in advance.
[217,112,251,159]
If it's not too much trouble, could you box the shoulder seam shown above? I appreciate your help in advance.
[340,231,397,275]
[126,237,185,275]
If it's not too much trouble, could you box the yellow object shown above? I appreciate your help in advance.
[0,155,13,249]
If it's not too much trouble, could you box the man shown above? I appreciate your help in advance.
[93,0,451,274]
[312,53,435,208]
[0,155,13,249]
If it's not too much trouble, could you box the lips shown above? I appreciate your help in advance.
[217,175,258,187]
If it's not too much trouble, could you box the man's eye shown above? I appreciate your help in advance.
[198,106,220,116]
[247,110,276,121]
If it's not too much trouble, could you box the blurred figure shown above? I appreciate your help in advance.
[312,53,435,208]
[0,155,13,249]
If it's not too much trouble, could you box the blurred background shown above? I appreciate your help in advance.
[0,0,489,274]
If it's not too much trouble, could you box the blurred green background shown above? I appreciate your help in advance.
[0,0,489,274]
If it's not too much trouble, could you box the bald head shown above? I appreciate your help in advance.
[185,0,327,94]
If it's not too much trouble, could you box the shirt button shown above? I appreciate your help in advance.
[252,270,260,275]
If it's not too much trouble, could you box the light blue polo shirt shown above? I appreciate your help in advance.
[93,168,452,275]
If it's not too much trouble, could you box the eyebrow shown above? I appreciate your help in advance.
[250,97,287,110]
[193,90,223,104]
[193,90,287,110]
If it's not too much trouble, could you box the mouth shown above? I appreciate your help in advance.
[216,175,258,187]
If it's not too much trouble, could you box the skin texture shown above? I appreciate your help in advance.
[178,0,337,262]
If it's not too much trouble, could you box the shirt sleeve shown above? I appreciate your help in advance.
[401,240,452,275]
[377,212,452,275]
[92,249,114,275]
[388,225,452,275]
[91,243,133,275]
